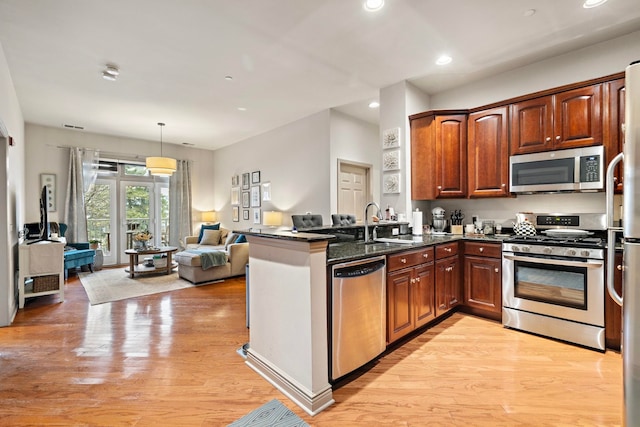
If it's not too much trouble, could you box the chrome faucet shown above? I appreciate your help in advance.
[364,201,382,243]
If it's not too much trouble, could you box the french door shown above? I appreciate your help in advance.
[86,178,168,266]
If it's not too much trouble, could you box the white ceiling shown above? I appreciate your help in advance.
[1,0,640,151]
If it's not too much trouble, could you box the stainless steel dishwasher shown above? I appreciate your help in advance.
[330,255,386,382]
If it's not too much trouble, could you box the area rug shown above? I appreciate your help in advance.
[78,268,220,305]
[228,399,308,427]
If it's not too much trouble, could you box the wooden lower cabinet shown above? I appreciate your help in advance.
[605,251,623,350]
[387,247,435,344]
[463,242,502,320]
[435,242,461,317]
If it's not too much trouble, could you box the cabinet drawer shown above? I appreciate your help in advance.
[435,242,459,259]
[388,247,434,271]
[463,241,501,258]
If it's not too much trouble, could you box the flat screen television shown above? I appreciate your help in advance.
[27,186,50,244]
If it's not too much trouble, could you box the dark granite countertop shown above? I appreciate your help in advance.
[327,233,512,264]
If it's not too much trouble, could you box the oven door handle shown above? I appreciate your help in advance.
[503,253,604,268]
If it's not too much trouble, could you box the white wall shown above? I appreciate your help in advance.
[212,110,331,229]
[24,124,216,228]
[329,109,379,215]
[0,41,26,326]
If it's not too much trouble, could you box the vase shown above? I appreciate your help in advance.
[134,240,148,251]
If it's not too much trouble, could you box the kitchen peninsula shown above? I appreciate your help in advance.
[243,227,507,416]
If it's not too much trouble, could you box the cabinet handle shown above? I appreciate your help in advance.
[401,258,407,264]
[546,137,551,142]
[444,247,452,252]
[411,278,416,284]
[416,277,421,282]
[617,265,623,271]
[423,253,429,259]
[479,247,484,252]
[614,177,618,182]
[446,266,453,272]
[495,268,499,273]
[556,135,561,141]
[501,183,506,187]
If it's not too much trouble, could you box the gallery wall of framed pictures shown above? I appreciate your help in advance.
[232,170,273,223]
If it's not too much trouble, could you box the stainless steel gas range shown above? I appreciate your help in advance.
[502,213,606,351]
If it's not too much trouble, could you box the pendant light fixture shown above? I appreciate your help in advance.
[146,122,177,177]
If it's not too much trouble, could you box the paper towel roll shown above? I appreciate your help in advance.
[412,210,423,235]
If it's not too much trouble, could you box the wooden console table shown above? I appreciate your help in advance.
[124,246,178,278]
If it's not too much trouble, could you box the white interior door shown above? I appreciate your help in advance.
[338,162,370,223]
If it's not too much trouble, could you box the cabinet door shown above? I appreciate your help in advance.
[464,255,502,314]
[435,255,460,317]
[607,78,625,193]
[435,115,467,198]
[468,107,510,197]
[413,262,435,328]
[510,96,554,155]
[605,252,623,350]
[553,84,603,150]
[387,268,414,343]
[410,115,437,200]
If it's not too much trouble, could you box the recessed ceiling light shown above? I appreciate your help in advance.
[363,0,384,12]
[436,55,452,66]
[583,0,607,8]
[102,64,120,81]
[523,9,536,17]
[368,101,380,109]
[225,75,233,81]
[237,107,247,111]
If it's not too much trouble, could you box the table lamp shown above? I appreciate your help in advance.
[202,211,217,224]
[263,211,283,228]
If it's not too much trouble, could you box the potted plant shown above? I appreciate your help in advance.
[89,239,101,250]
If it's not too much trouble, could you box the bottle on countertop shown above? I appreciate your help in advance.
[385,205,391,221]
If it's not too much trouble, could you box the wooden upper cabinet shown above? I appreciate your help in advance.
[607,78,625,193]
[510,96,554,154]
[468,106,509,197]
[410,111,467,200]
[553,84,603,150]
[510,84,603,155]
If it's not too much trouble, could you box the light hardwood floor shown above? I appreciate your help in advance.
[0,270,623,426]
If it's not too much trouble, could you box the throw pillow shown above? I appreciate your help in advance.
[235,234,247,243]
[219,227,230,244]
[198,223,220,242]
[200,229,222,245]
[224,232,238,249]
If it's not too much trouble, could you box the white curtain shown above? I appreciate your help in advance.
[169,160,193,247]
[64,147,99,242]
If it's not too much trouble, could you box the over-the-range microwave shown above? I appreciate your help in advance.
[509,145,604,193]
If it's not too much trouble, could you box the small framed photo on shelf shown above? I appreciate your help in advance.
[253,208,261,224]
[232,206,239,222]
[251,170,261,184]
[243,209,250,221]
[242,191,250,208]
[242,173,250,190]
[251,185,261,207]
[231,187,240,205]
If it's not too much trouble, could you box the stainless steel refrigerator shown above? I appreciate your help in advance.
[607,59,640,426]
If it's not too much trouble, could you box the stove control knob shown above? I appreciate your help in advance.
[543,247,552,254]
[521,246,530,252]
[566,249,577,256]
[581,250,591,257]
[511,245,520,252]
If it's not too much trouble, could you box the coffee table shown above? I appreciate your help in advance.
[124,246,178,278]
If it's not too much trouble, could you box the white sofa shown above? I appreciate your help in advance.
[174,227,248,284]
